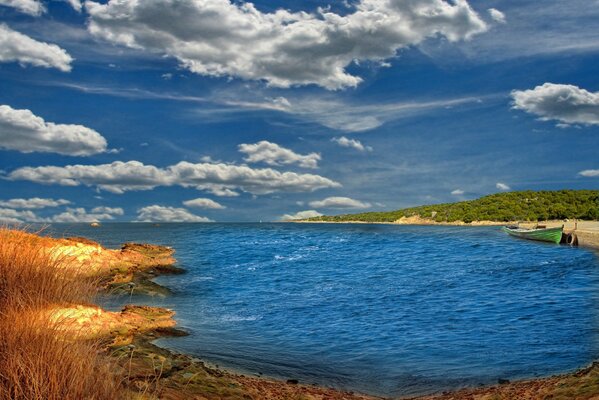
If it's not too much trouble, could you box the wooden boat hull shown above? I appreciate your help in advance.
[502,226,563,244]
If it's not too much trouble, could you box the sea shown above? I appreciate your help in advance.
[44,223,599,397]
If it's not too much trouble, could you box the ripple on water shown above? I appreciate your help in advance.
[53,223,599,398]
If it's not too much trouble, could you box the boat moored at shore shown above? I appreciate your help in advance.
[502,225,564,244]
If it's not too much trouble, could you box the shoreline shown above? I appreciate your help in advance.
[5,228,599,399]
[293,219,599,250]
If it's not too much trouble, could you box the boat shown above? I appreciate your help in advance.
[501,225,563,244]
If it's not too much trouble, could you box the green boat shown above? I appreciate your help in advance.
[501,225,563,244]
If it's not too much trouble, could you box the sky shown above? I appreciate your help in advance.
[0,0,598,223]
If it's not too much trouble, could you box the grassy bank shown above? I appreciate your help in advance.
[2,227,599,399]
[304,190,599,224]
[0,229,121,400]
[0,228,378,400]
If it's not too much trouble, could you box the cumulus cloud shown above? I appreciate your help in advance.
[85,0,487,90]
[0,105,108,156]
[0,208,38,224]
[136,205,212,222]
[91,206,124,215]
[579,169,599,177]
[7,161,168,193]
[488,8,506,24]
[0,0,44,15]
[280,210,322,221]
[182,198,225,209]
[0,206,117,223]
[196,185,240,197]
[47,207,118,223]
[0,24,73,71]
[496,182,511,191]
[238,141,320,169]
[0,197,70,209]
[331,136,372,152]
[64,0,82,12]
[511,83,599,127]
[451,189,464,195]
[6,160,340,195]
[308,196,371,209]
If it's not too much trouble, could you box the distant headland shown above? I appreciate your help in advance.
[299,190,599,225]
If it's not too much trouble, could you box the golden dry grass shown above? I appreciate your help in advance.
[0,227,125,400]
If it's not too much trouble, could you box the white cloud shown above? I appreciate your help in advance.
[46,207,117,223]
[488,8,506,24]
[6,160,340,195]
[511,83,599,126]
[496,182,511,191]
[238,141,320,169]
[438,2,599,63]
[136,205,212,222]
[0,206,117,223]
[171,161,339,194]
[0,0,44,15]
[64,0,82,12]
[280,210,322,221]
[579,169,599,177]
[0,208,38,224]
[0,105,108,156]
[331,136,372,152]
[7,161,169,193]
[222,93,487,132]
[0,24,73,71]
[182,198,225,209]
[91,206,124,215]
[54,81,487,132]
[0,197,70,209]
[196,185,240,197]
[451,189,464,195]
[85,0,487,90]
[308,196,371,209]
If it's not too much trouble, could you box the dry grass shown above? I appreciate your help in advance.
[0,227,125,400]
[0,228,98,310]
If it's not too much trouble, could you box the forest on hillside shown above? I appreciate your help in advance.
[306,190,599,223]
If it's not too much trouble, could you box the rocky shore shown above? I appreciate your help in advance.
[7,229,599,399]
[4,230,379,400]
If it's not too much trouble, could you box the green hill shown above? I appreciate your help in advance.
[305,190,599,223]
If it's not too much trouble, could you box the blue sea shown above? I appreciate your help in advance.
[46,223,599,397]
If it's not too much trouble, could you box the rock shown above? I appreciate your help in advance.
[286,379,299,385]
[498,378,510,384]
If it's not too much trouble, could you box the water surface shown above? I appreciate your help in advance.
[47,223,599,397]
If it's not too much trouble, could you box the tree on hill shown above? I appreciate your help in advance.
[305,190,599,223]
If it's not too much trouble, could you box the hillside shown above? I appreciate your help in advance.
[304,190,599,223]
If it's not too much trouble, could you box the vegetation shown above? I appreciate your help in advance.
[0,228,123,400]
[305,190,599,223]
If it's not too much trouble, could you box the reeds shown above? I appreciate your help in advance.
[0,228,124,400]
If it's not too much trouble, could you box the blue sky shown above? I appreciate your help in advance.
[0,0,598,222]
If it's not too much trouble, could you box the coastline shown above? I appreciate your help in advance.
[4,228,599,399]
[293,219,599,250]
[0,229,380,400]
